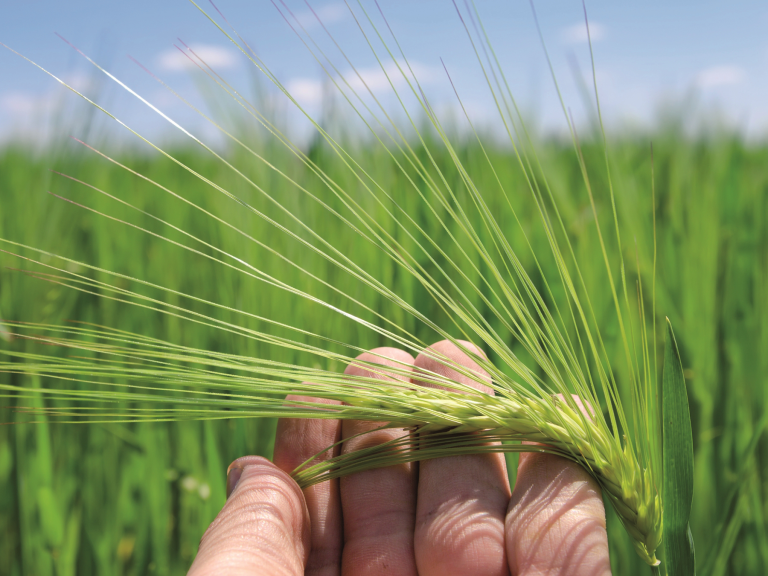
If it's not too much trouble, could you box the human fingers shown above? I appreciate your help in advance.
[340,347,418,576]
[274,395,343,576]
[188,456,310,576]
[413,340,511,576]
[505,396,611,576]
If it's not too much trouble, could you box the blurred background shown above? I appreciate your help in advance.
[3,0,768,145]
[1,1,767,574]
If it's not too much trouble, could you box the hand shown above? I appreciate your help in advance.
[188,341,611,576]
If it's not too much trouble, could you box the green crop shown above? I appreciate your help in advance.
[1,2,765,574]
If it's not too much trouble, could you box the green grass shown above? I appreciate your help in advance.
[1,130,766,574]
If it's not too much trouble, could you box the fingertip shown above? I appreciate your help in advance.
[344,346,415,379]
[191,457,310,576]
[438,338,487,358]
[413,339,492,395]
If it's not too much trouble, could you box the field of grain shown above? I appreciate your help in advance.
[1,128,767,574]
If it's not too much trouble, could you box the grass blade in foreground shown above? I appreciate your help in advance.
[662,319,695,575]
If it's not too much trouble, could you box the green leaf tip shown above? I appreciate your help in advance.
[662,318,695,576]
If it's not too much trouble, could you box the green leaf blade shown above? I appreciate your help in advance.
[662,319,695,575]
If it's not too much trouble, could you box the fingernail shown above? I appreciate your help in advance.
[226,463,244,499]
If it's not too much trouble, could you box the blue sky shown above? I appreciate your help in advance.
[1,0,766,147]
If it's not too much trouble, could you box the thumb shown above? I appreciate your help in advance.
[188,456,311,576]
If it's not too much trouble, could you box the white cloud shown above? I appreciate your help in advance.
[0,87,72,146]
[1,92,41,116]
[695,65,746,89]
[0,72,95,118]
[294,2,348,30]
[286,60,438,107]
[346,60,437,94]
[286,78,324,106]
[563,22,606,44]
[64,72,95,92]
[0,87,71,118]
[157,44,240,72]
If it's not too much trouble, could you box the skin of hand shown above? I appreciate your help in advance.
[188,341,612,576]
